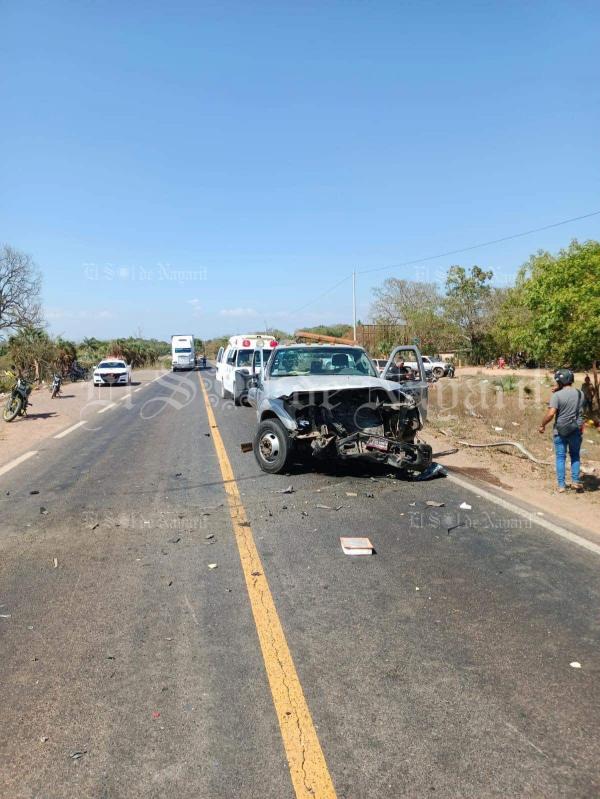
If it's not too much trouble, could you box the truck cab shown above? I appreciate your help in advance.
[171,334,195,371]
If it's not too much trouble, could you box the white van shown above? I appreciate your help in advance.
[215,333,278,405]
[171,334,195,371]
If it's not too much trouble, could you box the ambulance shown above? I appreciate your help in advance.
[215,333,278,405]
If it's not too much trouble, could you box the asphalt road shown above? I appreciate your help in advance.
[1,368,599,798]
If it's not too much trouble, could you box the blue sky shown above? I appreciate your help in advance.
[2,1,599,341]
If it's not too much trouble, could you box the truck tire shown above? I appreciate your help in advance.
[254,418,293,474]
[433,366,444,378]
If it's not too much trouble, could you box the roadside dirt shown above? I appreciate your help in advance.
[0,368,168,468]
[423,369,600,537]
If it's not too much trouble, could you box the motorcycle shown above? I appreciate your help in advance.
[50,373,62,399]
[68,363,89,382]
[3,377,33,422]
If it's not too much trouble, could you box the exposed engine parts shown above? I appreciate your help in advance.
[285,388,432,471]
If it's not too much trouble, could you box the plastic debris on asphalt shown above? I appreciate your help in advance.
[340,537,374,555]
[425,500,445,507]
[280,485,294,494]
[240,442,253,453]
[53,558,58,569]
[459,502,472,510]
[570,661,582,669]
[208,563,218,570]
[70,750,87,760]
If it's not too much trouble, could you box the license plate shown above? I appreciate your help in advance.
[366,436,389,452]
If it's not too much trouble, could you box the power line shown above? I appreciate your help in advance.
[289,274,352,315]
[286,208,600,320]
[357,209,600,276]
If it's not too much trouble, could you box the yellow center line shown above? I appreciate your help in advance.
[198,376,337,799]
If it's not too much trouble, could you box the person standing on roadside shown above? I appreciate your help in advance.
[538,369,584,493]
[581,375,594,415]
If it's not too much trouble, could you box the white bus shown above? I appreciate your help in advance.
[171,334,195,371]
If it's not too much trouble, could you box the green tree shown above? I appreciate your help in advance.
[519,239,600,368]
[301,324,353,339]
[487,284,532,359]
[443,265,494,361]
[8,326,56,382]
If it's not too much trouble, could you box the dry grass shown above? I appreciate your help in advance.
[428,372,600,466]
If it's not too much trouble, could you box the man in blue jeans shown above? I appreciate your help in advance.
[539,369,584,493]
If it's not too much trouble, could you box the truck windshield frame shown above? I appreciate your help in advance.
[268,347,377,378]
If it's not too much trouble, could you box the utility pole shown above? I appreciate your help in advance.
[352,270,357,342]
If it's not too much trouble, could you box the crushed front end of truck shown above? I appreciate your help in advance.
[283,387,432,472]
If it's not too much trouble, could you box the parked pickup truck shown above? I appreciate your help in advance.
[245,343,432,475]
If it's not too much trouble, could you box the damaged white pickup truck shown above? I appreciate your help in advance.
[246,344,432,475]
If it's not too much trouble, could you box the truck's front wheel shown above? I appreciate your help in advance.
[254,418,293,474]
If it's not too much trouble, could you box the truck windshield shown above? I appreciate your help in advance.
[236,350,254,366]
[269,347,377,377]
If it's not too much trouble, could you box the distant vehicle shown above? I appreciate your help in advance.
[378,355,433,379]
[420,356,450,378]
[246,343,432,475]
[215,333,278,406]
[68,361,89,382]
[171,334,195,371]
[93,359,132,386]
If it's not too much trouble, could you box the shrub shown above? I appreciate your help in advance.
[492,375,519,393]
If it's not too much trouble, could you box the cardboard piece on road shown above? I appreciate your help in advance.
[340,537,374,556]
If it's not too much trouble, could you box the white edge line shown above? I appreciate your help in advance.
[54,421,86,439]
[446,472,600,557]
[0,450,39,477]
[118,393,132,402]
[97,402,116,414]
